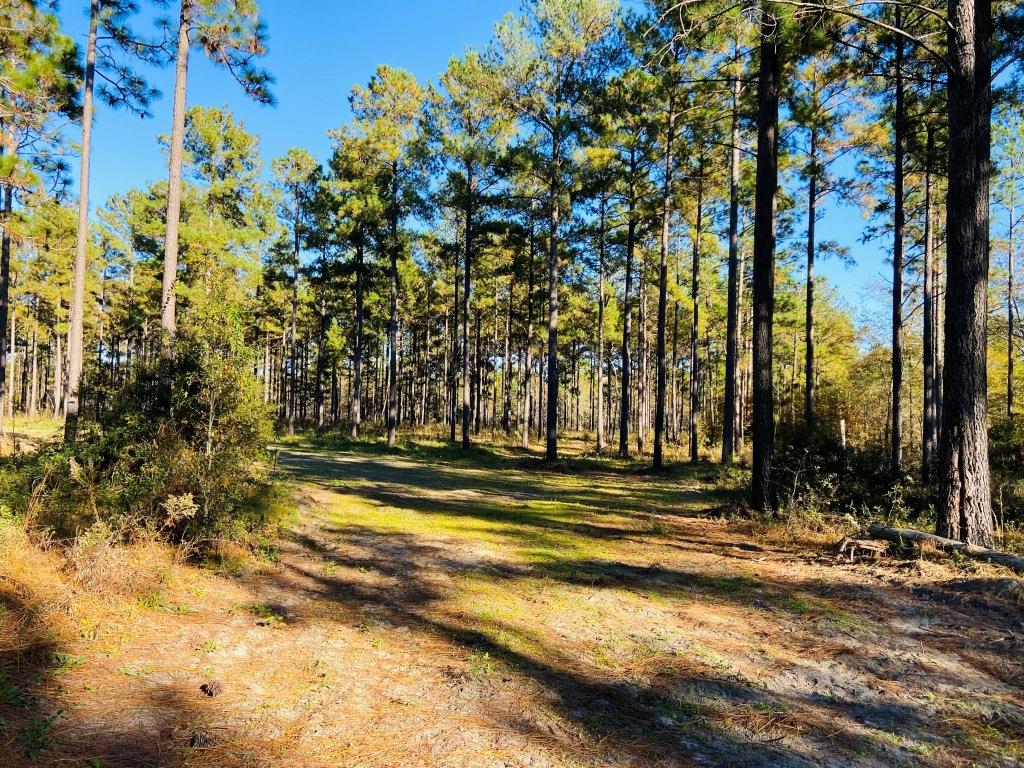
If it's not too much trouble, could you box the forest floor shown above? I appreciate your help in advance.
[0,415,62,456]
[1,434,1023,768]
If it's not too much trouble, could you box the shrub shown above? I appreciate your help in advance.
[771,424,933,525]
[989,417,1024,531]
[1,332,282,547]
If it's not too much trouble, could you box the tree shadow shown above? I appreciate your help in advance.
[249,510,1024,767]
[0,583,277,768]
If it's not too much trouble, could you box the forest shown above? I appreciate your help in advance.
[1,0,1023,766]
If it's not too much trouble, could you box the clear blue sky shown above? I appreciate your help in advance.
[58,0,883,321]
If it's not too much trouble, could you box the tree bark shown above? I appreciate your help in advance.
[723,72,742,463]
[1008,181,1015,419]
[287,197,300,436]
[805,125,817,430]
[160,0,193,352]
[387,165,400,448]
[462,173,473,449]
[0,185,13,435]
[619,205,636,458]
[316,298,326,428]
[351,241,365,438]
[596,195,607,452]
[65,0,98,442]
[938,0,994,546]
[923,126,937,479]
[503,275,513,434]
[891,20,906,473]
[52,332,62,419]
[751,6,780,512]
[522,222,535,449]
[867,523,1024,573]
[654,96,675,472]
[546,131,562,462]
[450,248,459,443]
[689,156,703,463]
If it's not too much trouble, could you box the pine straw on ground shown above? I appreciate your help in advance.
[1,439,1022,768]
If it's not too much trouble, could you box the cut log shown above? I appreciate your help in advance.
[867,523,1024,574]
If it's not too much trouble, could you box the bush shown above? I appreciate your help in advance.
[989,417,1024,530]
[771,424,933,525]
[1,332,282,546]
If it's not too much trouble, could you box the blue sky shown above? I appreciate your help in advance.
[57,0,885,321]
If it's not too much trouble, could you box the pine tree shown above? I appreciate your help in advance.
[0,1,80,433]
[427,52,513,448]
[482,0,618,460]
[349,65,425,448]
[66,0,159,443]
[159,0,273,354]
[271,148,319,436]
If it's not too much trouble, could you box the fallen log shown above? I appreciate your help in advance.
[867,523,1024,574]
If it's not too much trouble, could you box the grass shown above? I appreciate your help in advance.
[0,415,62,456]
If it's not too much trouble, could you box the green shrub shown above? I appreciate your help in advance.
[0,332,281,546]
[989,417,1024,531]
[771,424,933,524]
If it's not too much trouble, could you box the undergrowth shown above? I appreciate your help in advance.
[0,334,287,553]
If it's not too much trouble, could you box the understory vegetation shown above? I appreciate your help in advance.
[0,335,283,549]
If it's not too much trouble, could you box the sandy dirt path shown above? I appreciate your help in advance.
[1,444,1022,767]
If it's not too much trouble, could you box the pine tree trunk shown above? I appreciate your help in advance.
[450,252,459,443]
[689,157,703,463]
[503,275,513,434]
[638,261,648,456]
[160,0,193,351]
[316,299,326,428]
[938,0,994,546]
[351,241,365,438]
[923,126,937,479]
[619,206,636,458]
[751,7,780,512]
[388,171,399,447]
[65,0,98,442]
[266,335,274,409]
[805,125,817,430]
[522,223,535,450]
[671,284,679,444]
[332,363,339,424]
[474,309,482,434]
[654,97,675,471]
[288,205,300,436]
[1008,185,1015,419]
[545,132,562,461]
[891,21,906,473]
[596,196,607,452]
[462,172,473,448]
[0,185,13,434]
[29,317,38,417]
[53,332,62,419]
[723,72,743,463]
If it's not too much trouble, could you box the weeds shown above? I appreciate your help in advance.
[247,604,286,627]
[48,653,84,674]
[17,712,61,758]
[0,673,26,707]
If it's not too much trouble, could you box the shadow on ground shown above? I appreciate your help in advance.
[268,444,1024,767]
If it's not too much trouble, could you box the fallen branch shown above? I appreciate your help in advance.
[835,536,888,563]
[867,524,1024,574]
